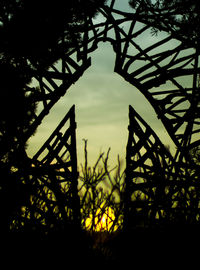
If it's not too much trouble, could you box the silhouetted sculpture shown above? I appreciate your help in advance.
[1,0,200,236]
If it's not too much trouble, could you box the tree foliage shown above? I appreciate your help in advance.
[0,0,107,67]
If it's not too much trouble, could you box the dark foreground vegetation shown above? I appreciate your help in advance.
[2,142,200,267]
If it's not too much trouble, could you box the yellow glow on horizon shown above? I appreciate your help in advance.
[85,202,118,232]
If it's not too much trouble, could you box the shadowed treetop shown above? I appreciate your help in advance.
[0,0,107,68]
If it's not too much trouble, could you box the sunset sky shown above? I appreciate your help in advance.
[27,0,181,168]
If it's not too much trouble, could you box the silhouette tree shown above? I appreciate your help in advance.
[0,0,108,68]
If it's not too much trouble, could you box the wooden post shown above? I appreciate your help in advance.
[69,105,81,227]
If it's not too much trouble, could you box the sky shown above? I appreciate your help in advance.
[27,0,182,168]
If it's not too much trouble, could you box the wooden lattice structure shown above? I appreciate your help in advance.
[12,105,80,232]
[32,105,80,227]
[18,0,200,229]
[125,105,200,228]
